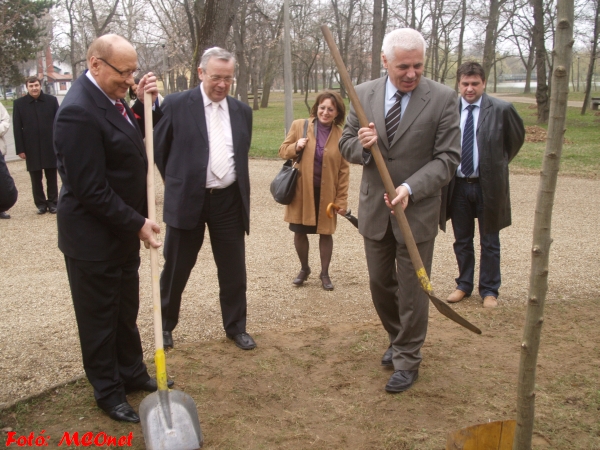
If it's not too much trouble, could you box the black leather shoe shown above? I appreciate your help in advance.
[36,206,47,215]
[48,206,57,214]
[293,267,311,286]
[163,330,174,349]
[385,369,419,393]
[320,273,334,291]
[102,402,140,423]
[0,211,10,219]
[125,377,174,394]
[381,345,393,367]
[226,332,256,350]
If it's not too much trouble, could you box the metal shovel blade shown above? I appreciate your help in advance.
[140,389,203,450]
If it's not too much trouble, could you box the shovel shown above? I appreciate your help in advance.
[139,90,204,449]
[321,25,481,335]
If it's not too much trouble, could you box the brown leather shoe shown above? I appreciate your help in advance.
[293,267,311,286]
[483,296,498,308]
[447,289,468,303]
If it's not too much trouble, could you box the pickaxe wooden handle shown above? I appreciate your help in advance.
[321,24,481,335]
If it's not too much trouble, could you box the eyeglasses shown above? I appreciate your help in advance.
[207,75,235,84]
[98,58,139,79]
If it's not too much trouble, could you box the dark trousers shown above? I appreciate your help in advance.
[65,252,149,410]
[364,220,435,371]
[450,179,501,298]
[29,168,58,208]
[160,183,247,336]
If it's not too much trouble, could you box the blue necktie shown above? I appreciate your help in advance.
[461,104,476,178]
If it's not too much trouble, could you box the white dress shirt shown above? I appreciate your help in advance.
[199,83,236,189]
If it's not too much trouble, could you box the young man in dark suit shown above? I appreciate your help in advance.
[13,76,59,214]
[154,47,255,351]
[54,34,170,423]
[444,62,525,308]
[339,28,461,393]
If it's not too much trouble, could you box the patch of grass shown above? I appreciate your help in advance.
[249,91,600,179]
[511,102,600,178]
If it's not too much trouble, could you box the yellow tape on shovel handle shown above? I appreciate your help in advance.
[154,348,169,391]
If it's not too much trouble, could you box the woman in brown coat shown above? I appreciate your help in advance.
[278,91,350,290]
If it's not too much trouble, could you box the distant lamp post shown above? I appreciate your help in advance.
[162,43,169,95]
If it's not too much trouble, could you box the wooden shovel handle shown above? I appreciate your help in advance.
[144,91,169,391]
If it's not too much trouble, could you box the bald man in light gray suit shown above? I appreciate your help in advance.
[339,28,461,393]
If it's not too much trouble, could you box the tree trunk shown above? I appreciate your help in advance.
[88,0,120,37]
[581,0,599,115]
[233,1,248,103]
[482,0,500,81]
[513,0,574,448]
[455,0,467,90]
[532,0,550,123]
[524,51,535,93]
[260,4,284,108]
[251,65,259,111]
[191,0,239,87]
[370,0,387,80]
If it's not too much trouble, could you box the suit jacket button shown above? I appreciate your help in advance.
[388,158,393,162]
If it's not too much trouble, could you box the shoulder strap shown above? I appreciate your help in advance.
[295,119,309,164]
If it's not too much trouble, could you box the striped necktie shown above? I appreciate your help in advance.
[209,102,229,179]
[385,90,404,144]
[461,104,476,178]
[115,99,128,120]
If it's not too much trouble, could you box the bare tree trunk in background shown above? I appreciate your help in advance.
[182,0,200,74]
[455,0,467,90]
[233,0,248,103]
[581,0,599,115]
[293,61,298,93]
[532,0,550,123]
[261,4,284,108]
[482,0,500,81]
[88,0,120,37]
[513,0,574,448]
[65,0,81,79]
[371,0,388,80]
[331,0,357,97]
[524,51,535,93]
[191,0,239,87]
[251,65,259,111]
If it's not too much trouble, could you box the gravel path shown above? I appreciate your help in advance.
[1,158,598,408]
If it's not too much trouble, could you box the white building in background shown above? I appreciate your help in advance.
[25,47,73,96]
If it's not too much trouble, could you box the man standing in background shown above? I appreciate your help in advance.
[13,76,59,214]
[444,62,525,308]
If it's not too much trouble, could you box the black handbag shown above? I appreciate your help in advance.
[270,119,309,205]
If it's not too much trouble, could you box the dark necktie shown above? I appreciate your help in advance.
[115,99,128,121]
[461,104,476,178]
[385,90,404,143]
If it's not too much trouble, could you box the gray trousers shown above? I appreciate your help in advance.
[364,220,435,371]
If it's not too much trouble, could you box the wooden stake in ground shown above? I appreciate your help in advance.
[513,0,574,448]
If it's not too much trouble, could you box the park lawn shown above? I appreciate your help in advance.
[251,91,600,179]
[512,101,600,178]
